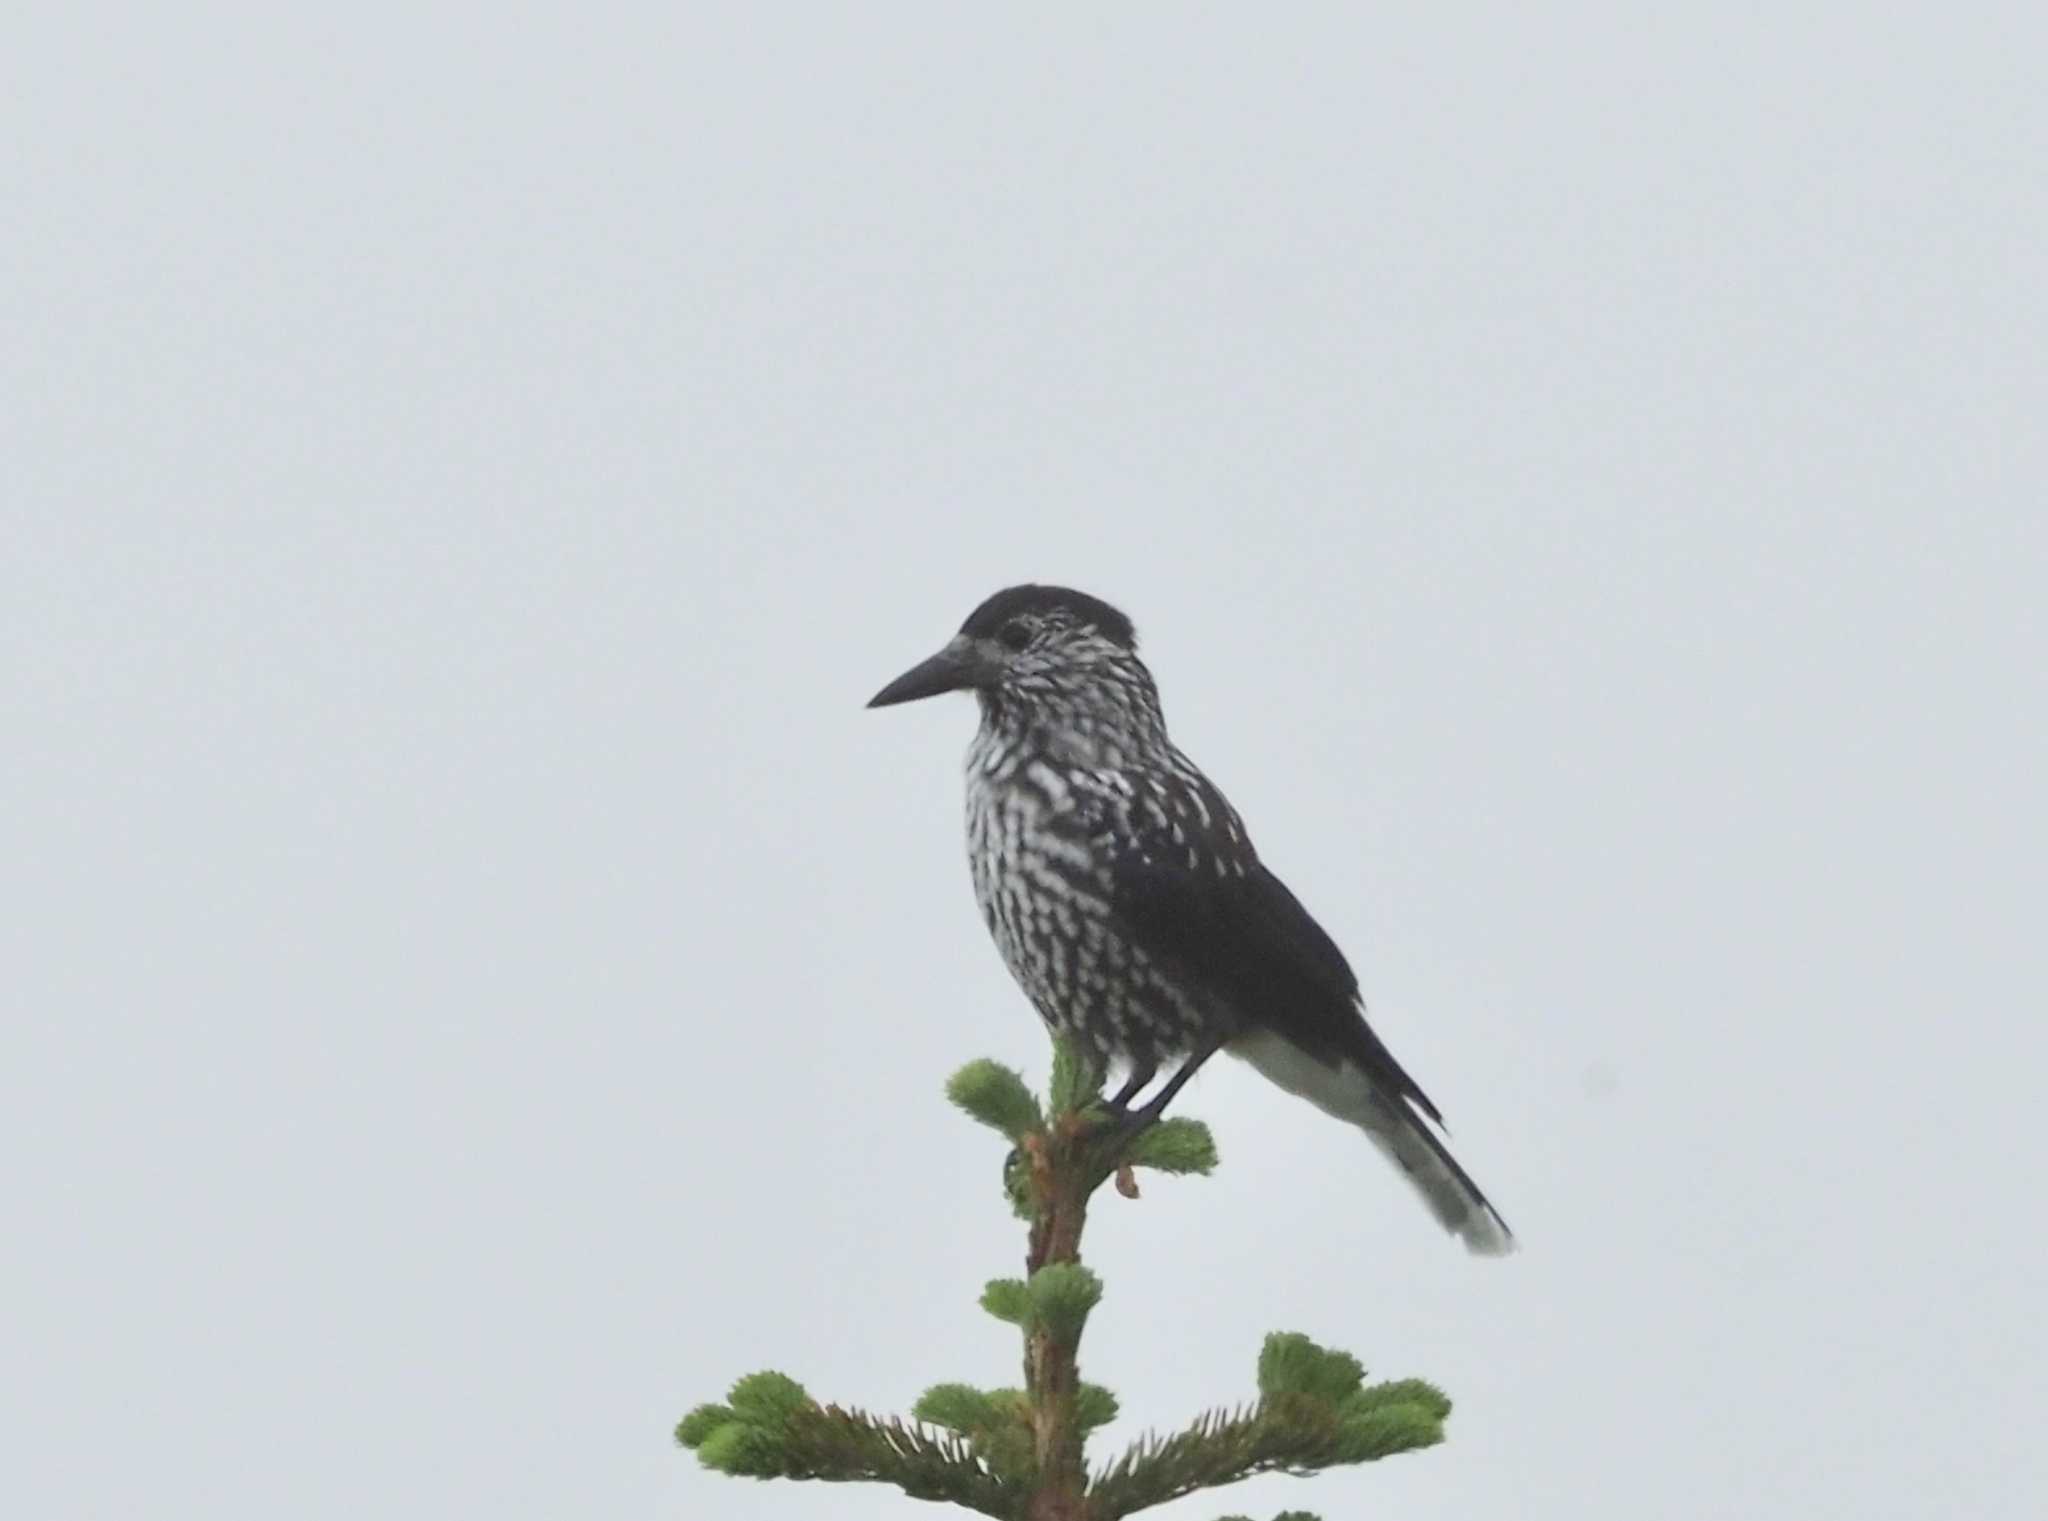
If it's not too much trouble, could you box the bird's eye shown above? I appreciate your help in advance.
[997,620,1032,651]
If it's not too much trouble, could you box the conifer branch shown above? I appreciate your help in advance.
[678,1384,1013,1515]
[677,1040,1454,1518]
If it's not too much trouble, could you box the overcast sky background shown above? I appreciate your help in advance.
[6,5,2044,1519]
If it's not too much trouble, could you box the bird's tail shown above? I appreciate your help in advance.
[1228,1030,1515,1256]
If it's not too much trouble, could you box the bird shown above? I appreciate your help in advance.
[867,584,1513,1255]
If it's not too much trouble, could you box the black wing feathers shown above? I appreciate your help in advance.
[1093,771,1447,1125]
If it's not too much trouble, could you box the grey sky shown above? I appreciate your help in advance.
[6,5,2044,1519]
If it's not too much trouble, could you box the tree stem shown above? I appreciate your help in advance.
[1022,1113,1110,1521]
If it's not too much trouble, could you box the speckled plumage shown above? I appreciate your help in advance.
[964,710,1238,1077]
[870,584,1513,1255]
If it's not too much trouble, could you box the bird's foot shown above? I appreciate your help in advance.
[1090,1066,1158,1131]
[1089,1098,1164,1151]
[1105,1061,1158,1105]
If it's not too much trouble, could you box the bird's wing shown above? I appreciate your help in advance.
[1069,764,1446,1125]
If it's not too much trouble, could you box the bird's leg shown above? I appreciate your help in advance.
[1111,1036,1224,1137]
[1100,1064,1157,1117]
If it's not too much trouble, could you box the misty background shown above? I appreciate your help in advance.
[5,5,2043,1519]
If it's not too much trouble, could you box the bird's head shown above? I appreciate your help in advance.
[867,584,1153,727]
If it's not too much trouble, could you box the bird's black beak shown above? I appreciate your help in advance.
[867,639,979,708]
